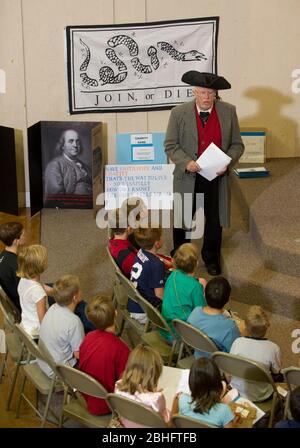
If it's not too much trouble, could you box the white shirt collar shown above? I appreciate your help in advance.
[196,104,214,114]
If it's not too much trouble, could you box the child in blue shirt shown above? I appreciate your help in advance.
[129,227,165,323]
[188,277,242,357]
[172,357,235,427]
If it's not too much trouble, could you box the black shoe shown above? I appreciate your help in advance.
[205,261,221,276]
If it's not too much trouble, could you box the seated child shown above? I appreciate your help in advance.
[230,305,282,402]
[17,244,48,337]
[79,295,130,415]
[0,221,26,311]
[108,208,137,277]
[161,243,206,341]
[120,197,149,250]
[38,274,84,377]
[129,227,165,323]
[115,344,171,427]
[187,277,241,357]
[275,386,300,428]
[172,357,235,427]
[120,197,174,271]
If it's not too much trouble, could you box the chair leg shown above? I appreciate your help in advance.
[283,391,290,419]
[0,351,8,383]
[59,387,68,428]
[6,363,21,411]
[167,340,178,366]
[176,342,184,367]
[41,380,55,428]
[268,393,278,428]
[15,373,27,418]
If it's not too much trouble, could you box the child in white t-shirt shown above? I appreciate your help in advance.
[17,244,49,338]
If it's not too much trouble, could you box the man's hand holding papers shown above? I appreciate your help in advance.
[196,142,232,181]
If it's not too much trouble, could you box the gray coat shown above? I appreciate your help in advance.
[164,100,244,228]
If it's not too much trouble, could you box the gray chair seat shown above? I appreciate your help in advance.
[63,398,112,428]
[23,362,63,395]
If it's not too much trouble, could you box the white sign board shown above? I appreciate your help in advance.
[132,146,155,161]
[105,164,174,209]
[240,131,266,163]
[131,134,153,145]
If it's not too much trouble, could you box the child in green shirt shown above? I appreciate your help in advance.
[161,243,206,341]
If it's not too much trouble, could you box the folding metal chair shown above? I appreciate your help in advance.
[136,294,178,366]
[114,270,148,340]
[172,319,218,368]
[56,363,112,428]
[212,351,280,428]
[172,413,218,428]
[105,246,125,308]
[14,323,62,427]
[0,286,21,327]
[282,367,300,418]
[0,289,26,411]
[106,392,167,428]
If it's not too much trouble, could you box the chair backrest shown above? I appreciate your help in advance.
[115,269,136,299]
[0,287,21,325]
[106,393,167,428]
[212,352,277,391]
[56,364,108,399]
[282,367,300,391]
[172,319,218,354]
[38,338,62,378]
[115,269,141,308]
[136,292,173,335]
[14,323,44,361]
[106,246,123,277]
[172,413,218,428]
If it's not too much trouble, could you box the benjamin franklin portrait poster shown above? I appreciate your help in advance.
[41,121,99,209]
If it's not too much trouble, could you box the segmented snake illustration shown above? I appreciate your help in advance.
[79,34,207,87]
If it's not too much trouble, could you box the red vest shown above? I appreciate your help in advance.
[196,105,222,157]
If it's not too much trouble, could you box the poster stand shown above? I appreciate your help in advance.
[0,125,19,215]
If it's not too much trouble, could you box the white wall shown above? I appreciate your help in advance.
[1,0,300,204]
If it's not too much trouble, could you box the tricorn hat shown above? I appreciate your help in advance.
[181,71,231,90]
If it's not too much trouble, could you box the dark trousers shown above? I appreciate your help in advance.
[173,174,222,263]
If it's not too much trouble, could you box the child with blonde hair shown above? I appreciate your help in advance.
[115,344,170,427]
[17,244,49,337]
[230,305,282,402]
[161,243,206,341]
[38,274,84,377]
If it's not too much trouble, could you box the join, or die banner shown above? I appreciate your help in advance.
[66,17,219,113]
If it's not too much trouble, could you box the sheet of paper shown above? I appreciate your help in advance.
[235,397,265,424]
[196,142,232,181]
[176,369,191,395]
[158,365,185,410]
